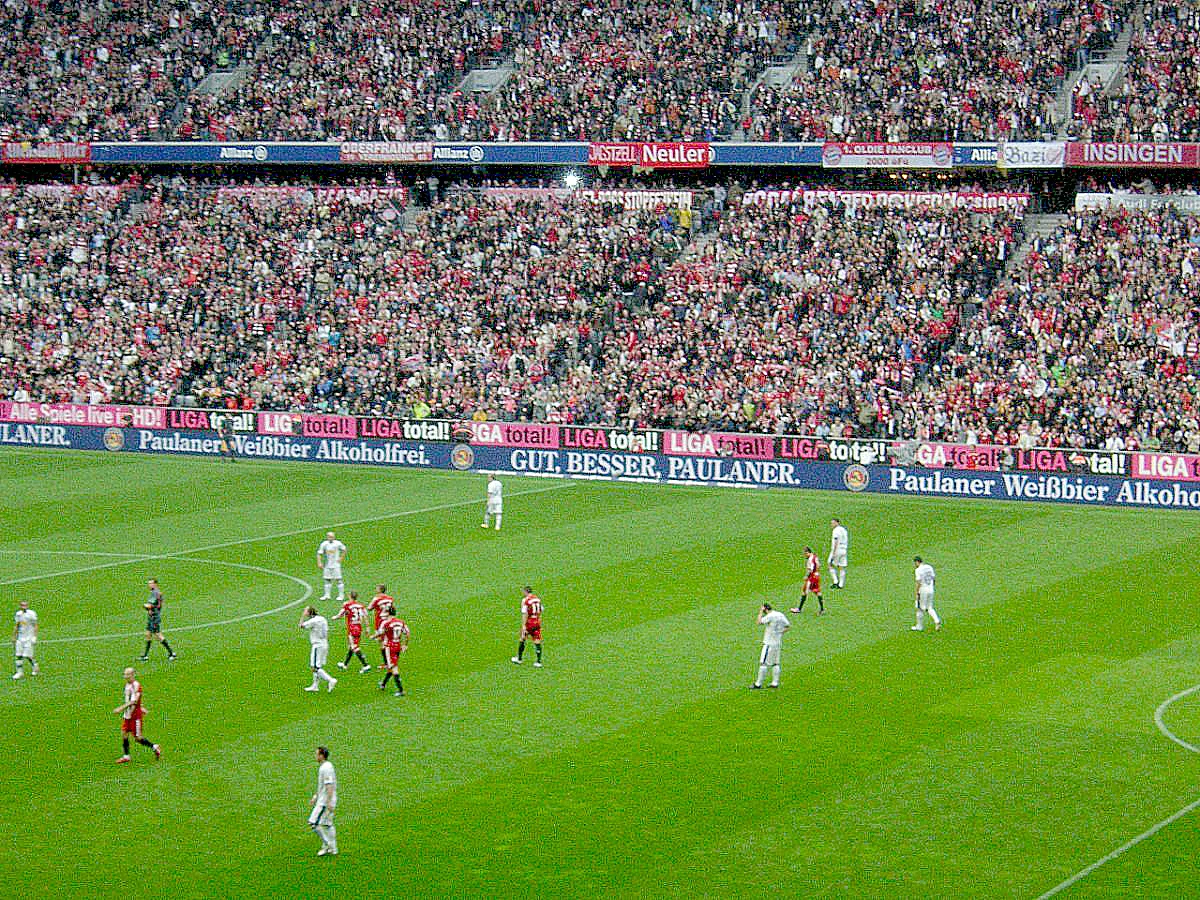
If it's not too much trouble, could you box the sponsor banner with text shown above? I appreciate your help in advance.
[2,142,91,163]
[740,188,1030,212]
[953,143,1000,167]
[9,423,1200,510]
[1065,142,1200,168]
[999,141,1065,169]
[480,187,694,210]
[1075,192,1200,214]
[0,401,165,429]
[822,142,954,169]
[587,142,712,169]
[339,141,433,163]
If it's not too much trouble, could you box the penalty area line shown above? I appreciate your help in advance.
[1036,682,1200,898]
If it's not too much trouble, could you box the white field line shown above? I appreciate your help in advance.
[1154,684,1200,754]
[0,549,136,558]
[37,556,314,645]
[1035,684,1200,898]
[0,480,573,588]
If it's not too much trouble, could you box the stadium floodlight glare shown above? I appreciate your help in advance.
[562,170,582,189]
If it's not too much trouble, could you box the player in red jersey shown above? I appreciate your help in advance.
[791,546,825,615]
[367,585,395,666]
[333,591,373,674]
[373,612,409,696]
[113,667,161,763]
[511,586,543,667]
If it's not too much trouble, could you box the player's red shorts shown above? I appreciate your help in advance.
[121,715,143,738]
[523,619,542,641]
[805,574,821,594]
[384,643,403,668]
[347,626,362,650]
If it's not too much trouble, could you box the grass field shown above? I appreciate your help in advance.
[3,448,1200,898]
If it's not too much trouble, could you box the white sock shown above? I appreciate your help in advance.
[317,668,335,684]
[494,514,502,530]
[324,824,337,852]
[336,580,345,600]
[838,569,845,587]
[771,664,780,686]
[915,610,925,629]
[14,658,22,674]
[322,579,332,598]
[309,676,321,689]
[755,664,768,687]
[929,606,941,626]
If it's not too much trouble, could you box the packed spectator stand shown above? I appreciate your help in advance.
[0,0,1145,144]
[1071,0,1200,143]
[751,0,1128,143]
[5,175,1197,452]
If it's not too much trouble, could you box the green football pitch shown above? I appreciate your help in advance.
[3,449,1200,898]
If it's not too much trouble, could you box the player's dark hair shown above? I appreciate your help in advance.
[377,584,386,593]
[762,603,773,611]
[317,746,329,760]
[349,591,358,601]
[913,556,922,563]
[804,546,812,553]
[524,585,532,593]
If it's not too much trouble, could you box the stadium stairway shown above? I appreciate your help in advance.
[457,56,515,97]
[735,44,807,141]
[1000,213,1069,287]
[1056,10,1138,138]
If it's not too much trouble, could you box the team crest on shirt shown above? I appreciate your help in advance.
[103,427,126,451]
[450,443,475,471]
[843,464,869,492]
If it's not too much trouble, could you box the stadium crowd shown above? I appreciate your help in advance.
[3,177,1200,450]
[1071,0,1200,142]
[0,0,1140,143]
[750,0,1128,143]
[0,0,263,142]
[953,204,1200,452]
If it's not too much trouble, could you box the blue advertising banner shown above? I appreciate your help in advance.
[710,143,823,166]
[11,422,1200,511]
[430,143,588,165]
[90,142,342,164]
[953,143,1000,167]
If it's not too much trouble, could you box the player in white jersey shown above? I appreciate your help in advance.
[829,518,849,589]
[751,603,790,689]
[12,600,38,679]
[481,474,503,530]
[317,531,347,601]
[912,556,942,632]
[300,607,338,692]
[309,745,339,856]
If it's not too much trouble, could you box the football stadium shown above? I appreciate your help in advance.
[2,1,1200,896]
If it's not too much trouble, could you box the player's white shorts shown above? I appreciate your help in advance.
[308,805,335,827]
[15,637,35,658]
[323,564,342,581]
[830,551,847,568]
[310,642,329,669]
[917,590,936,611]
[487,500,502,515]
[760,643,781,667]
